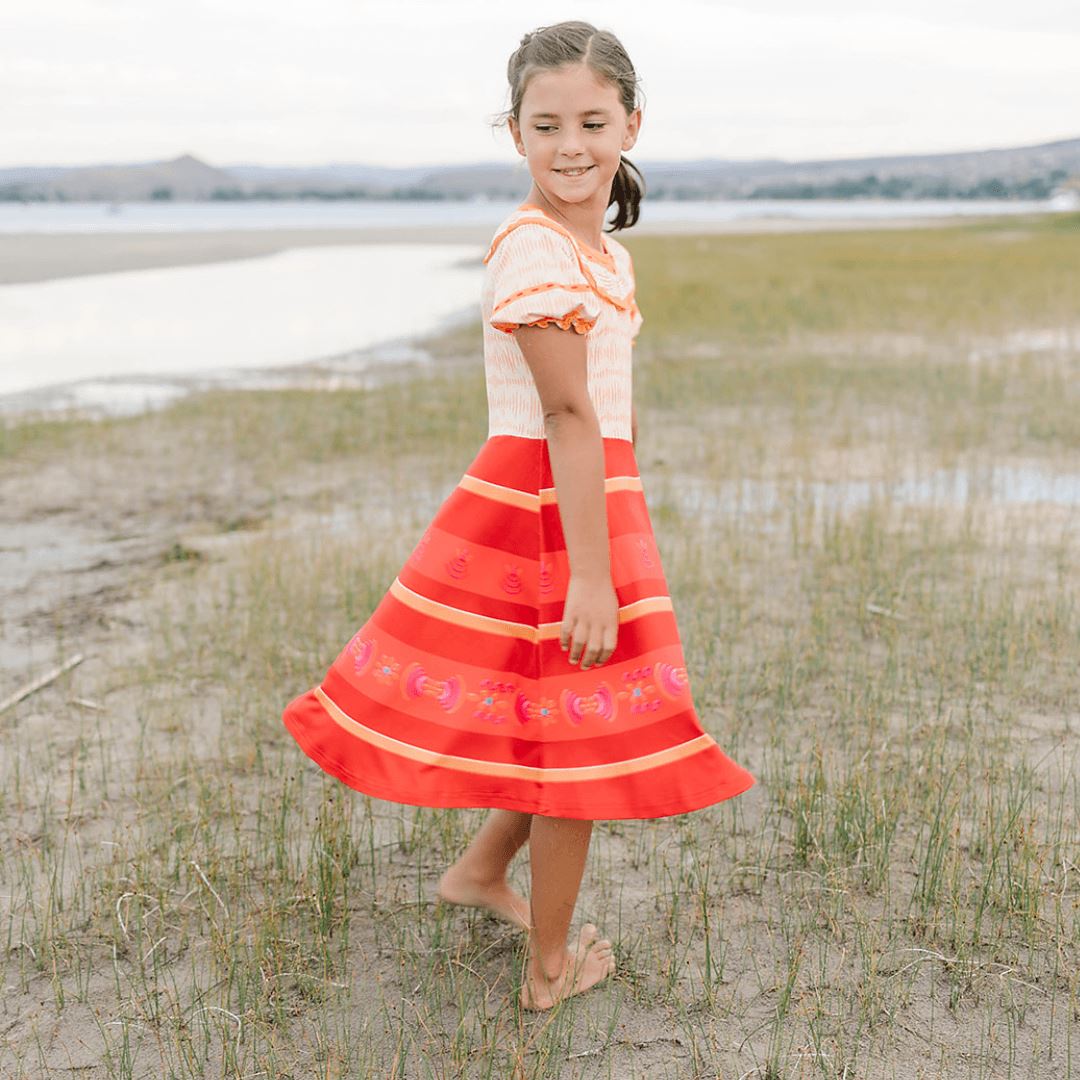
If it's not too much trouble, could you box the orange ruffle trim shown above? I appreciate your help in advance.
[492,308,598,336]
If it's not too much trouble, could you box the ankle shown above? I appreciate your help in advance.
[529,945,569,983]
[445,855,503,886]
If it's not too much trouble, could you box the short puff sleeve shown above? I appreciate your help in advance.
[487,223,602,336]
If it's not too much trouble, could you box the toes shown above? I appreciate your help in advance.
[577,923,599,946]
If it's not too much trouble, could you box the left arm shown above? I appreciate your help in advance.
[631,403,637,449]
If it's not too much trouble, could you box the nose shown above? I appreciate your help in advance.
[558,131,585,158]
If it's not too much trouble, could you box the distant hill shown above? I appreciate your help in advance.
[0,153,236,201]
[2,136,1079,202]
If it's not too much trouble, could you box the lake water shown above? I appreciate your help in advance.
[0,197,1063,234]
[0,196,1069,418]
[0,243,480,415]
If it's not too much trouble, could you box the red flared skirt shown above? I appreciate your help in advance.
[282,435,755,819]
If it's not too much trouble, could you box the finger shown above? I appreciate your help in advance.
[561,610,578,653]
[567,624,585,666]
[580,628,603,670]
[597,628,618,665]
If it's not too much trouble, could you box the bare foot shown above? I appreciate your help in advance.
[519,923,616,1010]
[436,863,532,931]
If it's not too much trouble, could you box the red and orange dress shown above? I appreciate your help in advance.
[281,203,756,819]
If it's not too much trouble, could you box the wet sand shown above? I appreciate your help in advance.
[0,213,1007,286]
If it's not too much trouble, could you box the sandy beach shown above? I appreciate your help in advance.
[0,212,1015,285]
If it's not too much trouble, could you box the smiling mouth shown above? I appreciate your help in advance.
[556,166,595,176]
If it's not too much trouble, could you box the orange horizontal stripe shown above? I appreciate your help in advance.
[387,577,672,642]
[374,590,681,673]
[315,684,718,782]
[389,577,537,640]
[462,435,638,487]
[458,472,643,509]
[457,474,538,511]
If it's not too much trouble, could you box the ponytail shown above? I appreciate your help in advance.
[607,156,646,232]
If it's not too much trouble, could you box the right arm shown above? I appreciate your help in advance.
[513,323,617,671]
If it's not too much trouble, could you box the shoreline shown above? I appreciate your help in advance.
[0,212,1023,286]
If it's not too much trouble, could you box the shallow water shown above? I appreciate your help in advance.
[0,243,480,413]
[662,463,1080,520]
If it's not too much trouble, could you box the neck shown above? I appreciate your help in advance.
[527,189,606,249]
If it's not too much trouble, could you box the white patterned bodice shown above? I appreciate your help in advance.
[480,205,643,440]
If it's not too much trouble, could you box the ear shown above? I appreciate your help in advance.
[623,107,642,151]
[508,116,526,157]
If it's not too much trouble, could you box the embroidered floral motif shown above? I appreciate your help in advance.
[617,665,661,714]
[654,662,690,700]
[538,560,555,595]
[401,662,464,713]
[560,684,617,726]
[514,692,561,727]
[346,642,673,727]
[347,634,376,677]
[372,654,400,685]
[466,678,517,724]
[445,547,471,580]
[501,564,524,595]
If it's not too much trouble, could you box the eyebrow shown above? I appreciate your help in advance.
[528,109,612,120]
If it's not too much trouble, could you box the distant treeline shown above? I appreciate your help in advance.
[0,185,463,202]
[0,171,1073,202]
[738,171,1070,201]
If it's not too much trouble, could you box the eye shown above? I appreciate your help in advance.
[533,123,607,133]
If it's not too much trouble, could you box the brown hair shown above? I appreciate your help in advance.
[490,20,646,232]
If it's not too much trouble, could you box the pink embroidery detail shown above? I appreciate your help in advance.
[347,634,376,677]
[466,678,518,724]
[560,684,617,726]
[514,692,560,727]
[538,560,555,595]
[617,665,661,714]
[654,662,690,700]
[445,547,471,580]
[401,662,464,713]
[501,564,524,595]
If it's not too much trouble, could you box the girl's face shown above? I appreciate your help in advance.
[509,62,641,215]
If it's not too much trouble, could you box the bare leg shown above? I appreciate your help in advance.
[520,816,615,1010]
[437,809,533,930]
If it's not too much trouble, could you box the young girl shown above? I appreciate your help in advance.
[282,19,756,1011]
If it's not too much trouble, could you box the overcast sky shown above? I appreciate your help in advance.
[2,0,1078,169]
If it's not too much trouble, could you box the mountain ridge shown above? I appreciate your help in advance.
[2,135,1078,202]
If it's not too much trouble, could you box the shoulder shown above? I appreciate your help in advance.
[483,210,580,267]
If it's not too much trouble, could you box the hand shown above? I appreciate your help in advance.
[560,574,619,670]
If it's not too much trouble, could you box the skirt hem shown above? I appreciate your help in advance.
[283,710,756,822]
